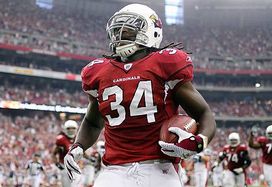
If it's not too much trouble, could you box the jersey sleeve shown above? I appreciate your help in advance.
[81,58,105,98]
[157,49,193,91]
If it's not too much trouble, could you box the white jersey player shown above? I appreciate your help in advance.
[25,153,46,187]
[211,159,224,187]
[192,149,210,187]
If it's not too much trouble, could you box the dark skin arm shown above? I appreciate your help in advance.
[173,81,216,143]
[75,95,104,151]
[248,133,261,149]
[52,146,62,164]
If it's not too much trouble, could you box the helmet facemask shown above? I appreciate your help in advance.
[107,12,148,59]
[65,127,77,139]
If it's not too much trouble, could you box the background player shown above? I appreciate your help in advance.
[249,125,272,187]
[81,145,102,187]
[52,120,78,187]
[64,3,216,187]
[25,153,46,187]
[211,153,224,187]
[191,148,211,187]
[220,132,251,187]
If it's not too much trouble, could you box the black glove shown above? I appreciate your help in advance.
[55,163,64,170]
[219,151,226,161]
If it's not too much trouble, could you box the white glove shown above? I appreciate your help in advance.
[64,143,84,182]
[232,167,244,175]
[158,127,205,159]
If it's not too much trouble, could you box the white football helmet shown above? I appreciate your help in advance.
[63,120,78,139]
[106,4,163,58]
[228,132,240,147]
[266,125,272,140]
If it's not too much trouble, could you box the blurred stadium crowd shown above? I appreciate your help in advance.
[0,0,271,186]
[0,111,267,186]
[1,0,272,70]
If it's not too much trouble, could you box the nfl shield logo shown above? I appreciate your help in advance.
[124,63,132,71]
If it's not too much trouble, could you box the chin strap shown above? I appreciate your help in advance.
[115,43,139,58]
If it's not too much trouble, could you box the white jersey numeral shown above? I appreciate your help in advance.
[266,143,272,154]
[159,48,177,55]
[228,153,238,163]
[103,86,125,126]
[102,81,157,126]
[130,81,157,123]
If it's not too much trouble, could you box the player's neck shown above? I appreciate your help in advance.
[122,48,151,63]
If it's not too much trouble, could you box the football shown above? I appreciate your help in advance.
[160,114,198,143]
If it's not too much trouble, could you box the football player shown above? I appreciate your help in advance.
[211,153,224,187]
[25,153,46,187]
[64,3,216,187]
[192,148,211,187]
[52,120,78,187]
[220,132,251,187]
[249,125,272,187]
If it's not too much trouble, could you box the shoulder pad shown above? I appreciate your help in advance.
[56,134,64,140]
[154,49,193,89]
[81,58,106,78]
[238,144,248,151]
[257,136,267,143]
[56,134,66,145]
[223,145,230,150]
[81,58,108,97]
[156,48,191,63]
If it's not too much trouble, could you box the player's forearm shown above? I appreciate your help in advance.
[51,148,59,163]
[75,99,104,151]
[248,134,255,147]
[174,82,216,144]
[75,117,103,151]
[197,109,216,143]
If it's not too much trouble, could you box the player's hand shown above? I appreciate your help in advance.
[55,162,64,170]
[64,143,84,181]
[158,127,205,159]
[232,167,243,175]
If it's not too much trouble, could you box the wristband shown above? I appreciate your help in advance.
[198,134,208,150]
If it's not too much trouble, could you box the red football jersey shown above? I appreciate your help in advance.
[81,49,193,165]
[223,144,248,171]
[55,132,74,164]
[257,136,272,164]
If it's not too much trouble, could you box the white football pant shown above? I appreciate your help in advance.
[263,163,272,187]
[94,161,183,187]
[222,170,245,187]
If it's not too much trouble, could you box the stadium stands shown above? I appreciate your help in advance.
[0,0,271,186]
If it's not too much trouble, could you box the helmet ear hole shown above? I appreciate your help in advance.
[154,32,158,38]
